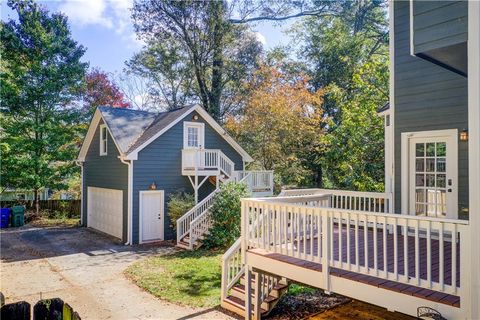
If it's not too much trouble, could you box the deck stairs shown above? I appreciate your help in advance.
[221,274,289,318]
[176,164,239,250]
[220,238,289,318]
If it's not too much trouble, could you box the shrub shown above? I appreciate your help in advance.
[202,182,250,249]
[167,190,195,231]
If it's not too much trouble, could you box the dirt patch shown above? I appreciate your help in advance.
[266,290,351,320]
[306,300,416,320]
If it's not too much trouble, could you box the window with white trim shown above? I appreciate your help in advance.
[100,124,108,156]
[183,122,204,149]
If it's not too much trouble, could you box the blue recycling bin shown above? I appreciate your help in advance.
[1,208,11,228]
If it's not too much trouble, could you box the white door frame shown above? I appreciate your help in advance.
[139,190,164,244]
[401,129,458,219]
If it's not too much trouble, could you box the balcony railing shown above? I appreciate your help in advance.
[182,149,234,177]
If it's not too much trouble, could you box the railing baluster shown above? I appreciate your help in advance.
[415,219,420,286]
[383,217,387,278]
[364,214,368,271]
[339,211,343,267]
[403,221,409,282]
[394,217,398,280]
[427,221,432,288]
[439,223,444,290]
[347,212,351,269]
[355,217,360,271]
[452,224,457,294]
[373,215,378,275]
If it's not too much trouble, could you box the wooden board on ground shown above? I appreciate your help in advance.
[306,300,416,320]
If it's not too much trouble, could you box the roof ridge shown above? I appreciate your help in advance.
[123,106,192,153]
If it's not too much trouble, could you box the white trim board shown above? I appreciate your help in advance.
[400,129,458,218]
[125,105,254,162]
[77,109,124,162]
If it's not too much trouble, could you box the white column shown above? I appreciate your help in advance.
[468,1,480,319]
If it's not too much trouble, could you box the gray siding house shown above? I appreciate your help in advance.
[77,105,261,245]
[220,1,480,319]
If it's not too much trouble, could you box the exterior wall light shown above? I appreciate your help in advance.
[149,182,157,190]
[460,129,469,142]
[192,114,199,120]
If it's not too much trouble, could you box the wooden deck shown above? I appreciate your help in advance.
[248,224,461,308]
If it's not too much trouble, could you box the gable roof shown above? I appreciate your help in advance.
[99,106,158,154]
[77,105,253,162]
[126,106,193,153]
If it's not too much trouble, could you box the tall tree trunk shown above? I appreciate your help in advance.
[34,189,39,215]
[316,167,323,188]
[209,1,225,121]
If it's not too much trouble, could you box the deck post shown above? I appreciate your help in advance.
[253,271,261,320]
[245,265,253,320]
[321,209,331,293]
[468,1,480,318]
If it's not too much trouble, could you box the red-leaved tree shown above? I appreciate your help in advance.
[84,68,130,115]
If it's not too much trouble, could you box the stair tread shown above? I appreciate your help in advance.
[224,295,268,314]
[239,276,288,290]
[232,284,285,301]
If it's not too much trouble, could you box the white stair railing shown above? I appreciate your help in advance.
[176,189,219,245]
[218,150,234,178]
[221,238,244,302]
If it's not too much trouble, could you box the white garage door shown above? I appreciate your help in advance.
[87,187,123,239]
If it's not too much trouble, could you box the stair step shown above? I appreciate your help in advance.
[239,276,289,291]
[223,295,268,315]
[231,284,279,303]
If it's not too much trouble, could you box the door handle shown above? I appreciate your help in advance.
[448,189,452,193]
[448,179,452,186]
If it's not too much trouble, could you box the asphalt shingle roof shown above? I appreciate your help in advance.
[97,106,194,155]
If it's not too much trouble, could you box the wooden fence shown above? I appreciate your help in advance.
[0,200,81,216]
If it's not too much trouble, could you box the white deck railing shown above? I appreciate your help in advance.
[236,170,274,195]
[241,194,469,298]
[182,149,235,178]
[278,188,392,213]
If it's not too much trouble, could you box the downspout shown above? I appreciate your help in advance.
[120,156,133,245]
[75,161,84,226]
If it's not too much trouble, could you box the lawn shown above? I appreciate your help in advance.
[125,249,223,308]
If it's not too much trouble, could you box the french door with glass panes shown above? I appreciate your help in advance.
[409,134,457,219]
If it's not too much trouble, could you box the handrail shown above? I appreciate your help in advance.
[182,148,235,178]
[221,238,243,302]
[176,188,219,244]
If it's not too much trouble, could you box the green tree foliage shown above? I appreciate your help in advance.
[131,0,262,120]
[0,0,88,210]
[202,182,250,249]
[294,0,389,190]
[167,190,195,231]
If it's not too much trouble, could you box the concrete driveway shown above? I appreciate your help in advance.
[0,226,234,320]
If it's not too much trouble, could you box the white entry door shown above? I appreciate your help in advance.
[87,187,123,239]
[140,190,164,243]
[408,131,458,219]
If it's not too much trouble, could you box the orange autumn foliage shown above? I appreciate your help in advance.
[225,65,324,184]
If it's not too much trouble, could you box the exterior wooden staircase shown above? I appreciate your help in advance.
[220,239,289,319]
[222,274,289,318]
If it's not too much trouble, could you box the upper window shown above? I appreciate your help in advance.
[183,121,204,149]
[100,124,108,156]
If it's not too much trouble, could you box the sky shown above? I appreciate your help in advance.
[1,0,293,75]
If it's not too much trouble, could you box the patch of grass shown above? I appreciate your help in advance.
[125,249,223,308]
[29,217,80,227]
[287,283,318,296]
